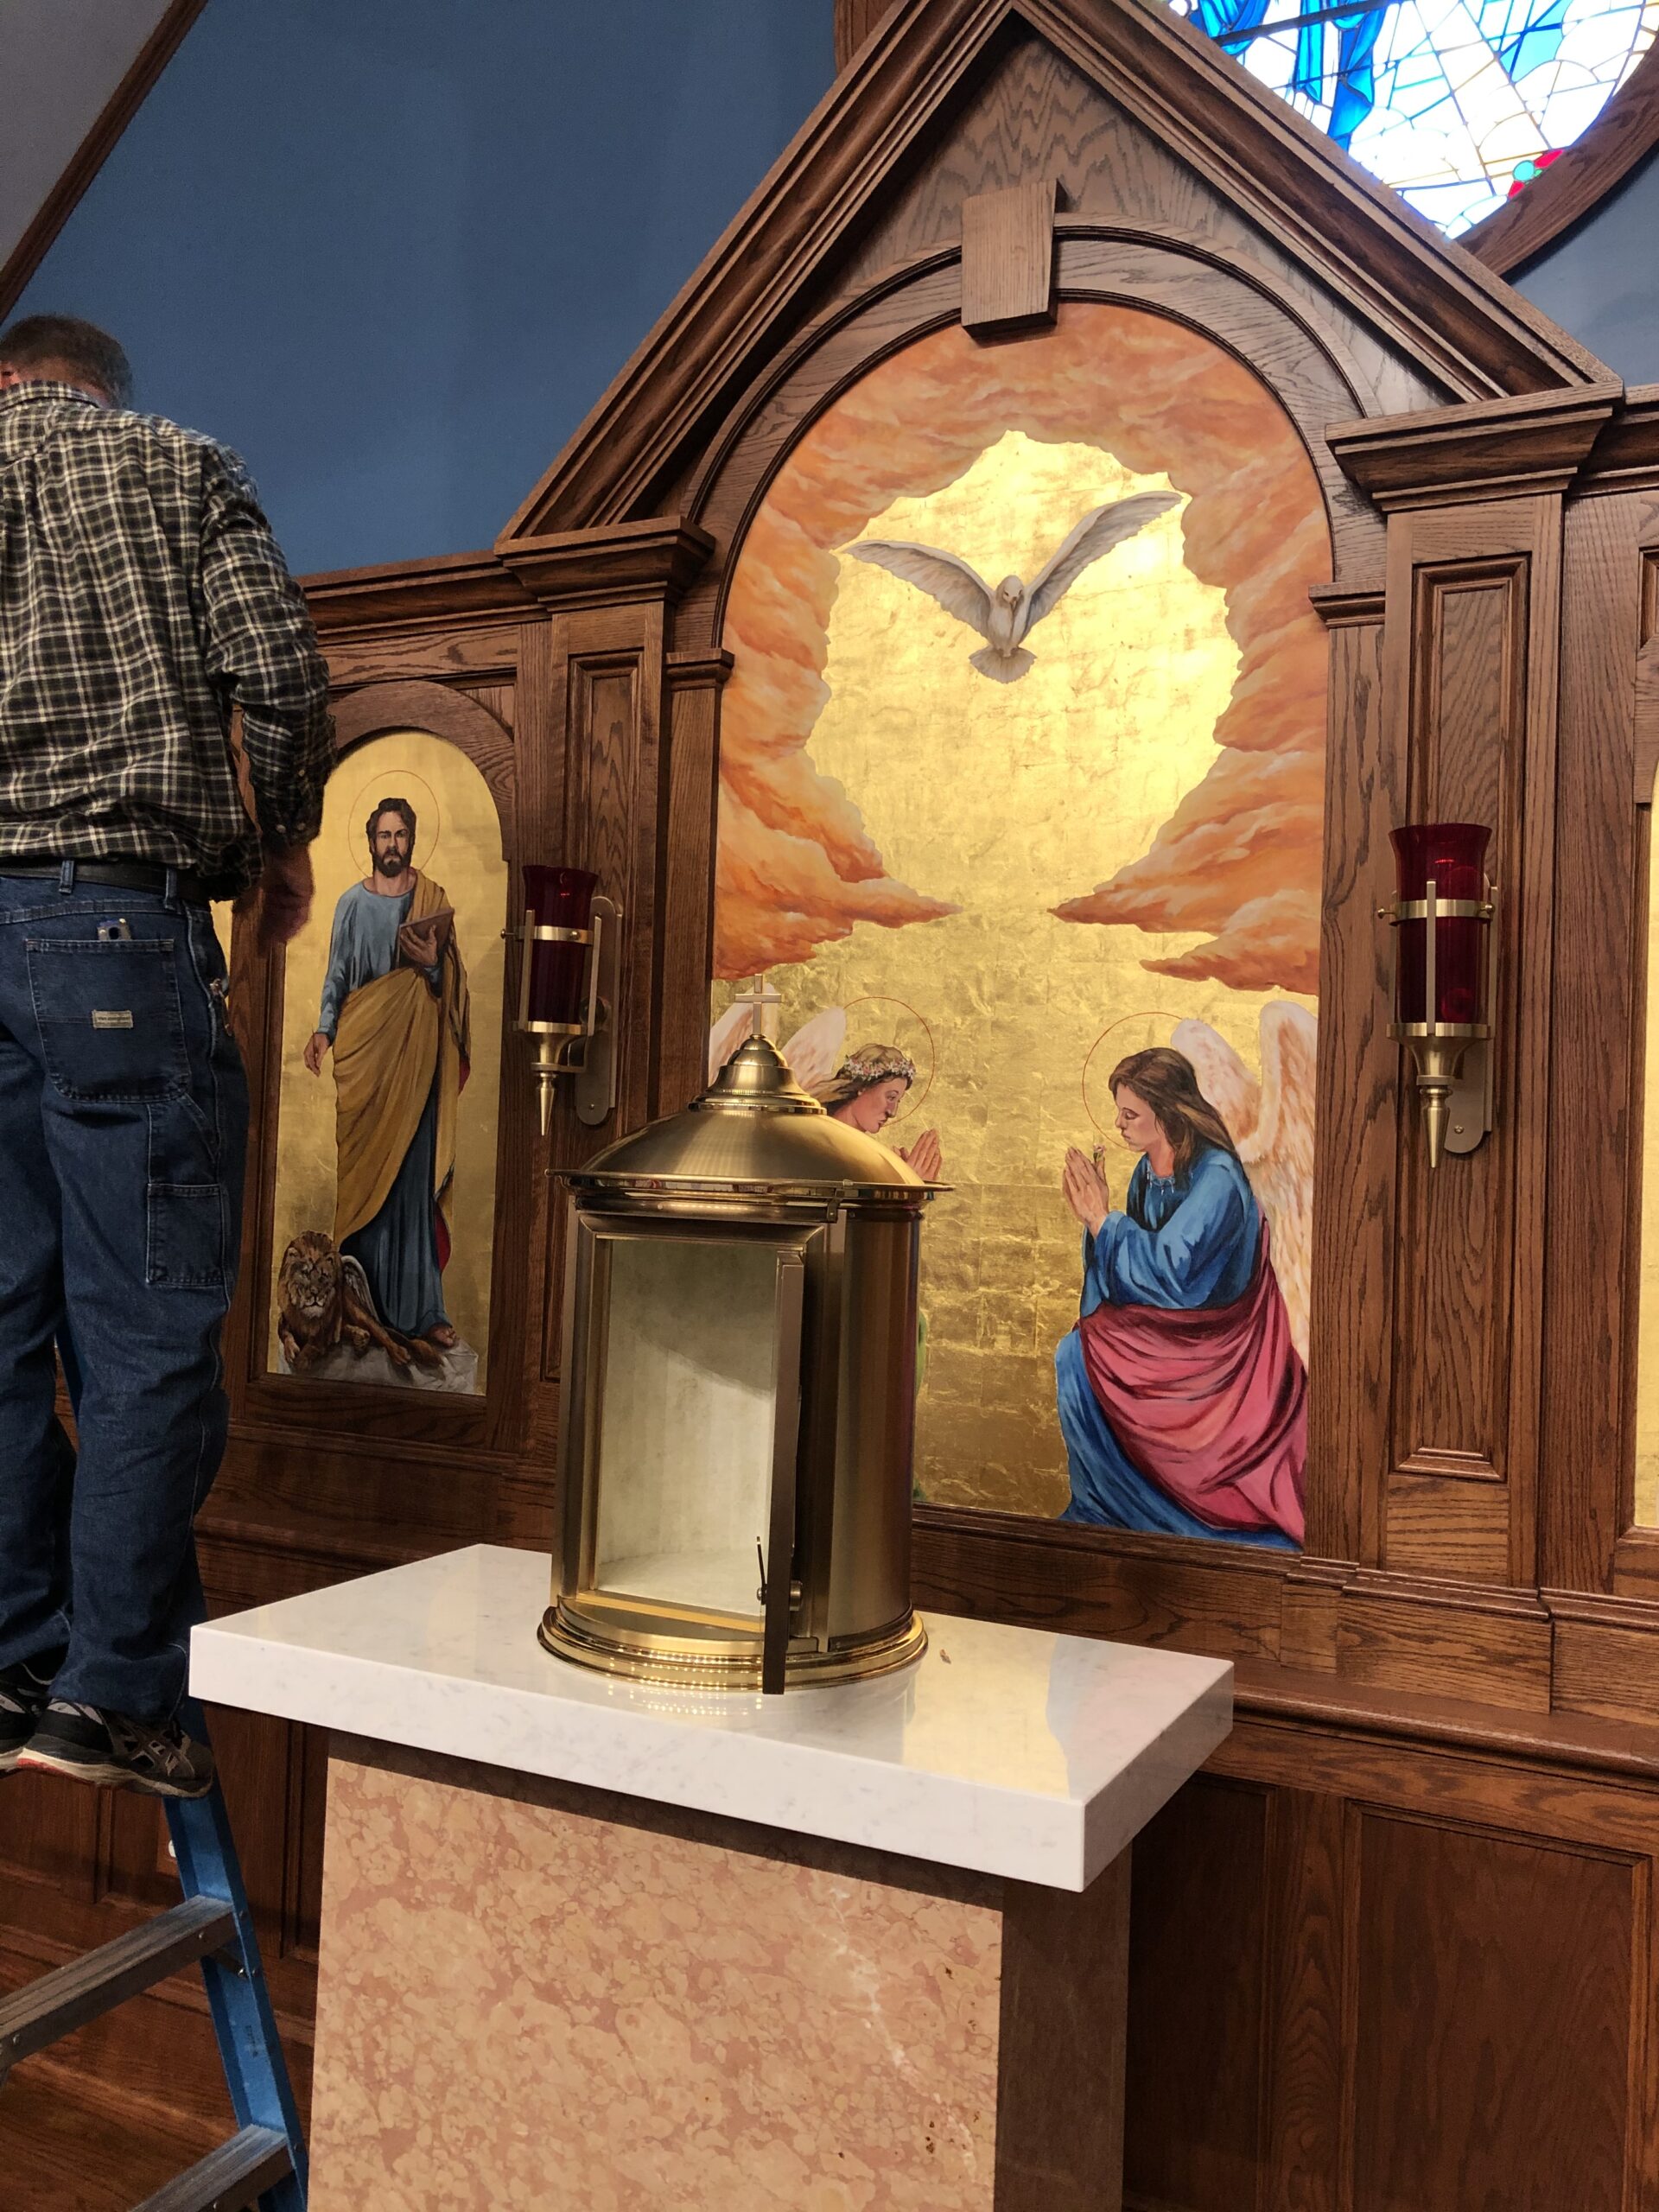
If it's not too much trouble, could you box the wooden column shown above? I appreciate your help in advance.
[497,517,715,1394]
[1313,387,1618,1700]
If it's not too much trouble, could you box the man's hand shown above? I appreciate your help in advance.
[397,913,448,970]
[302,1031,331,1076]
[1062,1145,1111,1236]
[255,842,315,951]
[900,1128,943,1181]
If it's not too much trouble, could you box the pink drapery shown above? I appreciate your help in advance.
[1075,1222,1306,1541]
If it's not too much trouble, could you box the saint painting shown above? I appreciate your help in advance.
[269,728,505,1396]
[302,794,470,1359]
[1056,1046,1306,1548]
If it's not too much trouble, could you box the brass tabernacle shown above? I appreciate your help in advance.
[541,1036,943,1693]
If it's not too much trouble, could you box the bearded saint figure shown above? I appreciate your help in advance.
[303,795,470,1350]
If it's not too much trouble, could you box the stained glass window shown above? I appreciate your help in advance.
[1170,0,1659,234]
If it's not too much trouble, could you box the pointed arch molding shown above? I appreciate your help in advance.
[671,227,1391,653]
[503,0,1608,546]
[833,0,1659,282]
[330,677,514,847]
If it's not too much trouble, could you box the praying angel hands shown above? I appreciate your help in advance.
[1062,1146,1111,1236]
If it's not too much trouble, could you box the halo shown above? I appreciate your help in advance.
[840,995,937,1122]
[1081,1009,1187,1138]
[343,765,442,877]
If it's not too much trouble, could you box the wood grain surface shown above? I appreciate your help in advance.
[10,0,1659,2199]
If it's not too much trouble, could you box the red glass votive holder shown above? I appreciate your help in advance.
[523,866,596,1027]
[1389,823,1491,1030]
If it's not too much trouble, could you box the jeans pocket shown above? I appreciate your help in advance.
[27,938,189,1101]
[147,1182,225,1289]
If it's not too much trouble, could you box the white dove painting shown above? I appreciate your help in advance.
[842,492,1180,683]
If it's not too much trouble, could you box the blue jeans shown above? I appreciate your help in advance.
[0,868,247,1719]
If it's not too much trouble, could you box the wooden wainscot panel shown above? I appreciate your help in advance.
[1124,1777,1269,2212]
[1389,550,1528,1498]
[1333,1573,1553,1707]
[1540,461,1650,1596]
[912,1510,1288,1661]
[1262,1785,1347,2210]
[998,1853,1130,2211]
[1552,1594,1659,1728]
[1346,1808,1638,2212]
[1306,589,1391,1571]
[1384,1465,1510,1581]
[1278,1561,1350,1674]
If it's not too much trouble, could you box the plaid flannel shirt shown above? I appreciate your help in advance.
[0,381,334,897]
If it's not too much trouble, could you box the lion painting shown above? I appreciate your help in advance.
[276,1230,443,1375]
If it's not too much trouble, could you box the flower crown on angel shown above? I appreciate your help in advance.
[835,1045,917,1090]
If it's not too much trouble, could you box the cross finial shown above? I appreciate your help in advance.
[732,973,782,1041]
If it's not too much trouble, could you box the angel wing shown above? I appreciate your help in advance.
[707,1000,753,1085]
[1171,1002,1317,1364]
[840,539,995,640]
[780,1006,848,1095]
[1020,493,1182,639]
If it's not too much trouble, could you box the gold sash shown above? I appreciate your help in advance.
[332,872,471,1252]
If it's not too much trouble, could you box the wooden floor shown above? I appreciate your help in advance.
[1,2067,222,2211]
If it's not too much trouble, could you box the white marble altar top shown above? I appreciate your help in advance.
[191,1544,1231,1891]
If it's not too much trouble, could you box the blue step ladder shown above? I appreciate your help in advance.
[0,1737,308,2212]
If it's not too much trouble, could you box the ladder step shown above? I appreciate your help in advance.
[0,1894,236,2075]
[130,2123,293,2212]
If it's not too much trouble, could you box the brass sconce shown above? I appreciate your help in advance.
[512,866,621,1135]
[1382,823,1497,1170]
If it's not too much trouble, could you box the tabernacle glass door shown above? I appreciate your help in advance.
[587,1232,804,1624]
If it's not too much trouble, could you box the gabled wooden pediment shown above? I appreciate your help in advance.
[499,0,1613,548]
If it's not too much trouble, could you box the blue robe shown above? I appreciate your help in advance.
[1056,1147,1298,1549]
[318,883,448,1338]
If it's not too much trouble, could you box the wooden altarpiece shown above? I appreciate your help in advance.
[10,2,1659,2202]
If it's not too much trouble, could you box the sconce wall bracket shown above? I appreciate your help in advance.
[1383,877,1498,1170]
[575,894,620,1128]
[514,893,622,1135]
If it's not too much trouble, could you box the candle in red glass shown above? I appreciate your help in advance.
[523,866,596,1027]
[1390,823,1491,1028]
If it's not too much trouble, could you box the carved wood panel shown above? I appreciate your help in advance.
[1125,1777,1269,2209]
[1391,563,1525,1485]
[1348,1810,1637,2212]
[1372,496,1562,1592]
[1307,600,1392,1572]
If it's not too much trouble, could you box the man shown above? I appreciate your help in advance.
[0,315,333,1798]
[304,798,468,1351]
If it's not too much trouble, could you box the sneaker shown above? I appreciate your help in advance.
[17,1701,214,1799]
[0,1662,57,1774]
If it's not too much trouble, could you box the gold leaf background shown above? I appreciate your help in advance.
[713,310,1330,1517]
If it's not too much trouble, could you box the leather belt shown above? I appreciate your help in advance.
[0,858,215,906]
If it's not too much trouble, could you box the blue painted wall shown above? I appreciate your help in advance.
[15,0,832,576]
[20,0,1659,577]
[1515,146,1659,387]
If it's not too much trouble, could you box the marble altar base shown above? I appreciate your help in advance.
[309,1739,1126,2212]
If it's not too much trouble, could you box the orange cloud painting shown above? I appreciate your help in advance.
[715,303,1330,994]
